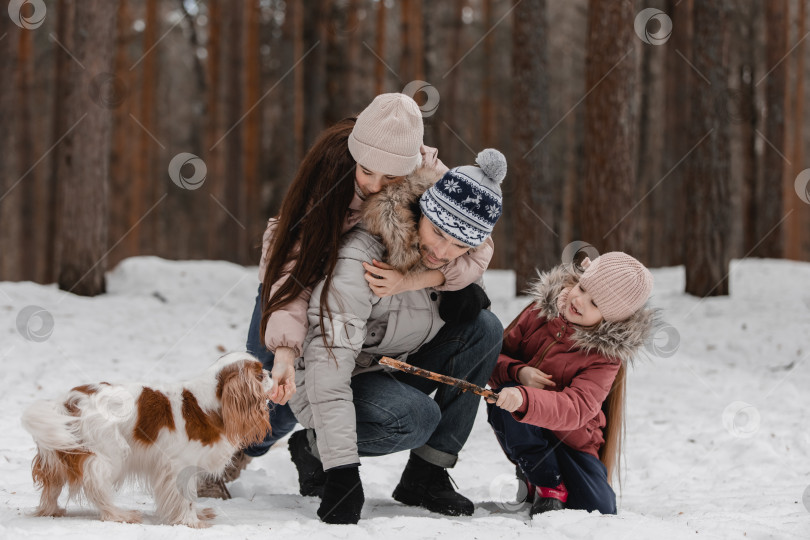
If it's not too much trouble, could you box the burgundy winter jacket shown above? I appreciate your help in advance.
[490,306,620,457]
[488,264,655,458]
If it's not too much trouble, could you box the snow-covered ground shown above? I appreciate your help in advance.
[1,257,809,539]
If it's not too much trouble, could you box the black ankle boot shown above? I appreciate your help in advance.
[529,496,565,515]
[392,453,474,516]
[288,429,326,497]
[318,465,364,524]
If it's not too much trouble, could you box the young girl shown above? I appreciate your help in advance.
[197,94,495,499]
[487,252,655,516]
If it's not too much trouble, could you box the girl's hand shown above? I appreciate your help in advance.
[420,144,449,175]
[486,387,524,413]
[269,346,297,405]
[362,259,414,297]
[517,366,555,389]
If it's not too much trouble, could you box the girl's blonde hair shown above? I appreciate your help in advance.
[599,364,625,486]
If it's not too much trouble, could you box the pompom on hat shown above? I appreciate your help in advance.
[419,148,506,247]
[348,93,424,176]
[579,252,654,322]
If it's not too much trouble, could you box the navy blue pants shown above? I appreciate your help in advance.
[243,284,299,457]
[487,402,616,514]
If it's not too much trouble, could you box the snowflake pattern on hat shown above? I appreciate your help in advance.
[420,164,503,247]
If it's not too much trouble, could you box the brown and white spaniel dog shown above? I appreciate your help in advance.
[21,352,272,527]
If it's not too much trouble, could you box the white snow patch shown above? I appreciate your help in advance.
[1,257,808,539]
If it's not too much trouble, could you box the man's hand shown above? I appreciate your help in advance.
[269,346,297,405]
[362,259,414,297]
[517,366,555,389]
[487,387,524,413]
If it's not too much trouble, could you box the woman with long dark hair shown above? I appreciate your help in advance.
[199,94,495,498]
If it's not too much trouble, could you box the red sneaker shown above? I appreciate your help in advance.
[530,483,567,516]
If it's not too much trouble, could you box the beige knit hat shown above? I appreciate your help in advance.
[348,93,424,176]
[579,252,653,322]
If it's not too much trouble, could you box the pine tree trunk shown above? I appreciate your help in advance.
[582,0,638,253]
[740,0,760,258]
[245,0,262,262]
[374,0,387,95]
[108,0,134,268]
[753,0,788,258]
[659,0,693,267]
[512,0,554,293]
[55,0,118,296]
[129,0,158,257]
[206,0,222,259]
[684,0,731,296]
[224,0,246,262]
[787,0,806,260]
[17,29,36,279]
[0,10,21,280]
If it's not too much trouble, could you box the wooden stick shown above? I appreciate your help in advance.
[379,357,499,401]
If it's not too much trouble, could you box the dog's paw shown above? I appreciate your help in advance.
[102,509,142,524]
[34,506,66,517]
[197,507,216,521]
[183,517,212,529]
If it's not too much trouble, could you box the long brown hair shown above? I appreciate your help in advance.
[599,363,626,487]
[259,118,357,346]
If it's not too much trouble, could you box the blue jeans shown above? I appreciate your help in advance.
[243,284,299,457]
[487,403,617,514]
[350,309,503,468]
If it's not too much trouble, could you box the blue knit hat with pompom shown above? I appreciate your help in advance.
[419,148,506,247]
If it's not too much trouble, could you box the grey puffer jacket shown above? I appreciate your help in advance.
[288,227,445,470]
[288,169,474,471]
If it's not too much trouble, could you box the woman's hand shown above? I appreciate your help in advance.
[269,346,297,405]
[362,259,414,297]
[487,387,524,413]
[517,366,555,389]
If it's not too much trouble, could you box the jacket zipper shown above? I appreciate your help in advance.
[529,340,556,369]
[412,288,435,352]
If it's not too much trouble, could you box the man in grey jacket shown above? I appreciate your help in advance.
[288,150,507,524]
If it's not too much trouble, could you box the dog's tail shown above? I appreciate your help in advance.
[21,398,83,451]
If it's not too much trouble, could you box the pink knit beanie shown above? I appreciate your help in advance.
[579,252,653,322]
[348,93,424,176]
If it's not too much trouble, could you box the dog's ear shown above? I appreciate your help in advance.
[217,360,271,446]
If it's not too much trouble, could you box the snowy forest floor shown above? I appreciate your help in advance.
[1,257,809,539]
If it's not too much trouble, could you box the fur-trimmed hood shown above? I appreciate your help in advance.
[360,167,442,273]
[528,263,658,365]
